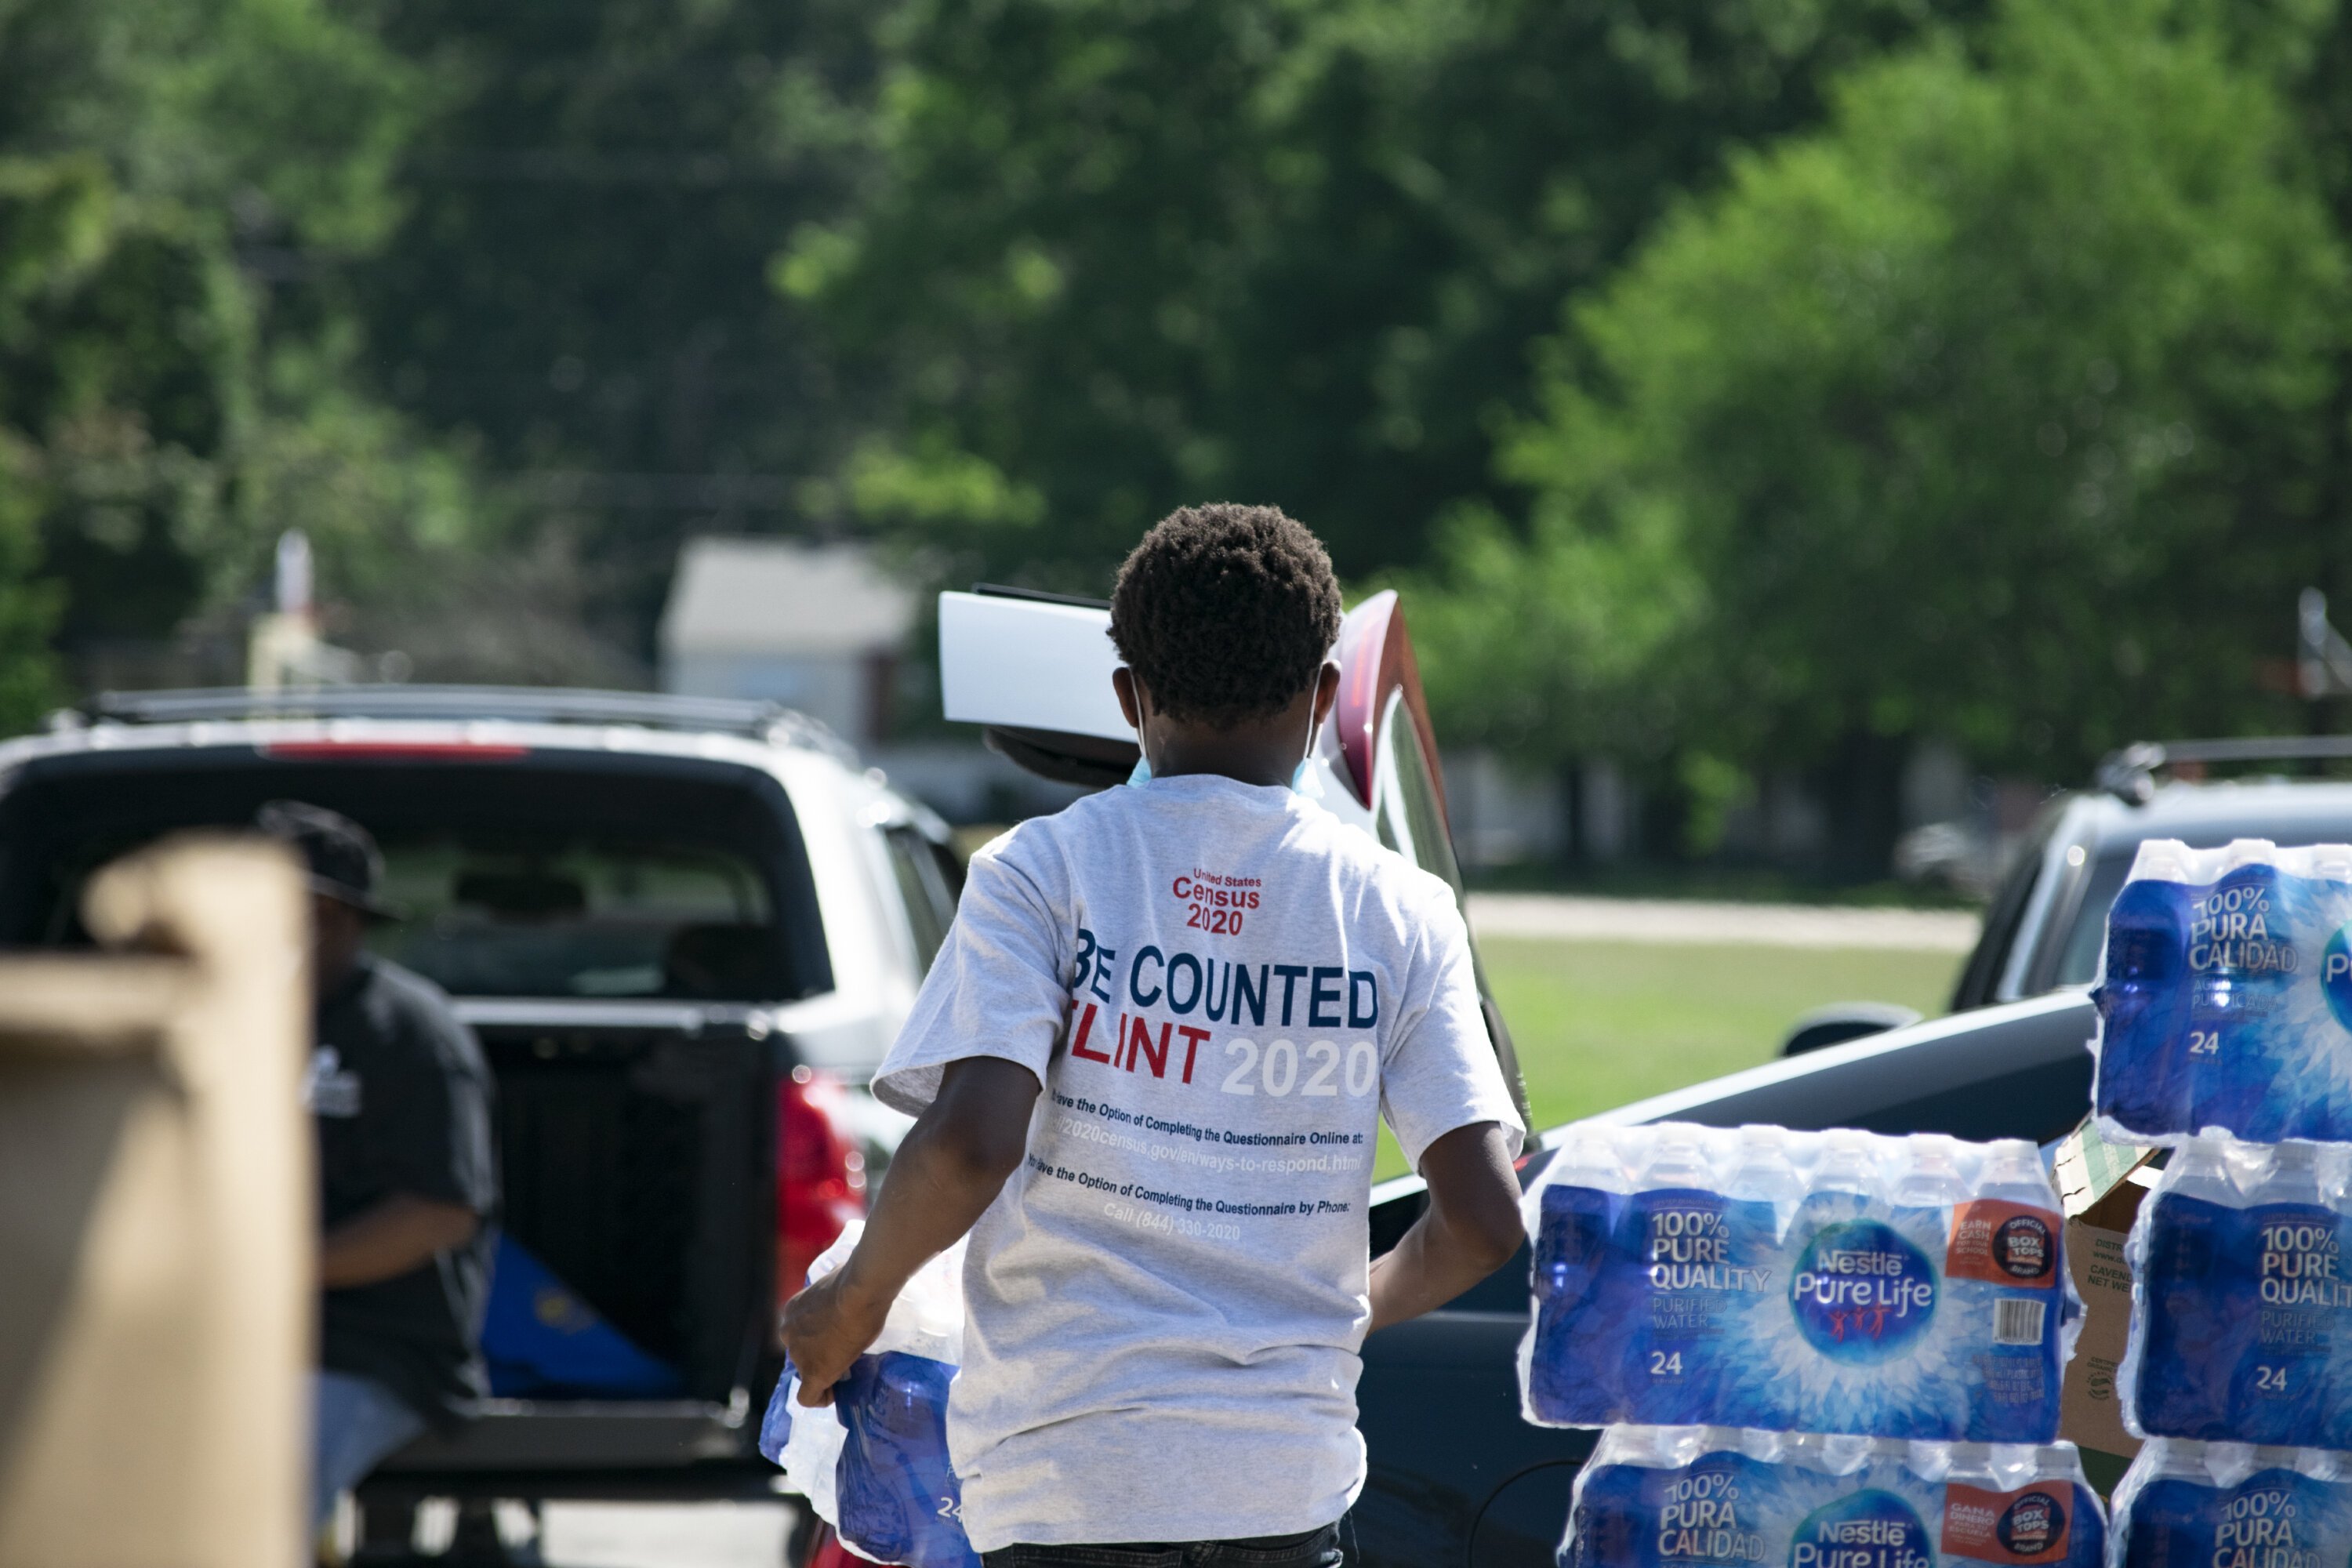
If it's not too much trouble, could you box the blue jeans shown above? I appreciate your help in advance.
[981,1523,1345,1566]
[311,1370,426,1532]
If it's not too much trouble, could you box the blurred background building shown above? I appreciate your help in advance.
[659,539,913,753]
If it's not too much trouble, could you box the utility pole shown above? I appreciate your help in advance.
[245,531,362,690]
[2299,587,2352,736]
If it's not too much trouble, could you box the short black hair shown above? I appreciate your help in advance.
[1109,503,1342,727]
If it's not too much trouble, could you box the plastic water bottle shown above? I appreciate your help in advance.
[1728,1125,1805,1230]
[1892,1135,1970,1209]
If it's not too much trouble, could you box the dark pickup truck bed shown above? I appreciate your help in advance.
[377,1003,780,1497]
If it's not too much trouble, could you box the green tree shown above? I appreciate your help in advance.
[0,155,245,659]
[349,0,875,647]
[0,0,513,708]
[782,0,1972,593]
[0,438,56,730]
[1418,0,2350,875]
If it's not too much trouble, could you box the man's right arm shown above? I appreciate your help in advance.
[779,1054,1042,1404]
[321,1195,481,1288]
[1365,1120,1523,1333]
[778,840,1065,1402]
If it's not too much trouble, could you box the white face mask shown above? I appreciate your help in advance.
[1127,728,1325,797]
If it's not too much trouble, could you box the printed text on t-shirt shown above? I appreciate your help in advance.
[1171,868,1263,935]
[1069,924,1381,1097]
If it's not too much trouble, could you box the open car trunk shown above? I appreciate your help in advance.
[0,749,827,1493]
[938,583,1532,1130]
[377,1006,780,1483]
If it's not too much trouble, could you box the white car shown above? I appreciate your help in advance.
[0,586,1523,1541]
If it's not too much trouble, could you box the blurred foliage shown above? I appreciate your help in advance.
[0,155,236,675]
[0,0,426,249]
[1407,0,2352,870]
[0,0,511,713]
[779,0,1978,590]
[348,0,878,643]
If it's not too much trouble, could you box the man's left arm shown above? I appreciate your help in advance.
[1364,890,1528,1330]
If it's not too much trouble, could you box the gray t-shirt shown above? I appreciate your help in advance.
[871,773,1525,1552]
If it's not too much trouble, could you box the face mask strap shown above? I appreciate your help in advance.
[1292,701,1326,799]
[1124,695,1323,794]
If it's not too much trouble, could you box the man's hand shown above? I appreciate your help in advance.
[779,1268,895,1407]
[1366,1121,1523,1334]
[780,1056,1041,1405]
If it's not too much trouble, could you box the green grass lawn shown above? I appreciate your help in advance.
[1373,938,1963,1179]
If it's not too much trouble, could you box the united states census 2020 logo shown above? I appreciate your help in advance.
[1996,1490,2065,1556]
[2324,925,2352,1033]
[1790,1220,1936,1363]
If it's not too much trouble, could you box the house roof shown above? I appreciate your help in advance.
[659,538,916,657]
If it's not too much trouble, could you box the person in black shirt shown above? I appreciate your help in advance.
[260,803,499,1534]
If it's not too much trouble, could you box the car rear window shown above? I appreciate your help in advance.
[2053,851,2136,987]
[373,833,783,999]
[0,750,829,1002]
[2053,828,2352,989]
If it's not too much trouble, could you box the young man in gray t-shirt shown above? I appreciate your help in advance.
[780,503,1526,1566]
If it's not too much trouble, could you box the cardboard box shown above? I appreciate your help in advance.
[2051,1119,2161,1497]
[0,839,309,1568]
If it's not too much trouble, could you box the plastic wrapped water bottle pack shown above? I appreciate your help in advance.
[1521,1123,2079,1441]
[760,1224,978,1568]
[2093,838,2352,1147]
[2122,1133,2352,1448]
[1562,1425,2107,1568]
[2109,1438,2352,1568]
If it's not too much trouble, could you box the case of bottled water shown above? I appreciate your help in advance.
[2109,1438,2352,1568]
[2092,838,2352,1147]
[2121,1134,2352,1447]
[1562,1425,2106,1568]
[761,1224,979,1568]
[1520,1124,2080,1441]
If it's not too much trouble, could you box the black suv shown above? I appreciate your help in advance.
[1954,738,2352,1011]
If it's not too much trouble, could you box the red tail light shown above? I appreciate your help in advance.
[777,1065,866,1308]
[806,1523,860,1568]
[260,742,531,761]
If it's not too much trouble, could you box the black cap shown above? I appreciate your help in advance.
[256,800,401,920]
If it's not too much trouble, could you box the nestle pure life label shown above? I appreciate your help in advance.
[2094,839,2352,1146]
[1562,1426,2104,1568]
[1520,1124,2077,1443]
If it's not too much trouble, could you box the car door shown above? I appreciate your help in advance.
[936,583,1531,1130]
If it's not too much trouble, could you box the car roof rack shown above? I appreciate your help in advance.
[2096,735,2352,804]
[80,684,848,751]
